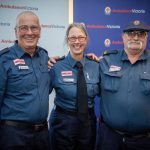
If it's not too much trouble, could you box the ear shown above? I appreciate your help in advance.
[14,28,18,39]
[122,33,125,39]
[39,26,41,38]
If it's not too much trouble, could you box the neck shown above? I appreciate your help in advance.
[125,49,143,64]
[25,49,36,57]
[70,53,84,61]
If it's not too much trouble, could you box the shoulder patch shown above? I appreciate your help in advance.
[103,50,118,56]
[57,55,65,61]
[0,48,9,56]
[86,55,99,63]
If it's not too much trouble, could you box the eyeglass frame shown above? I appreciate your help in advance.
[15,25,40,33]
[68,36,87,42]
[124,31,148,38]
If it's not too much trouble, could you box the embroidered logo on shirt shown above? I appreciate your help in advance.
[109,65,121,72]
[13,59,25,65]
[61,71,73,76]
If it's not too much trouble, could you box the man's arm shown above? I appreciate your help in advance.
[86,53,99,62]
[48,56,60,69]
[0,59,7,109]
[49,68,55,94]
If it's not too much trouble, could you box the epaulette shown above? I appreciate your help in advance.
[0,48,9,56]
[86,55,99,63]
[103,50,118,56]
[38,46,48,53]
[57,55,65,61]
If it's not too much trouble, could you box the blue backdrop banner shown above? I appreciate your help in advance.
[74,0,150,57]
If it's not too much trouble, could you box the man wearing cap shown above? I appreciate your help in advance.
[99,20,150,150]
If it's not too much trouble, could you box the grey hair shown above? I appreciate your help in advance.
[64,22,89,45]
[15,11,40,28]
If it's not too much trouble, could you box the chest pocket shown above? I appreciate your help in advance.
[8,66,34,92]
[56,76,76,99]
[39,64,49,80]
[39,65,49,73]
[103,71,122,92]
[86,79,99,98]
[57,76,99,99]
[140,74,150,95]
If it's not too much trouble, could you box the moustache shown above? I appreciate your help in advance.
[127,41,142,49]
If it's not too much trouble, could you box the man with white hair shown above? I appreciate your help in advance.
[0,11,50,150]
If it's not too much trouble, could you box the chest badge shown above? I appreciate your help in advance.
[61,71,73,76]
[109,65,121,72]
[13,59,25,65]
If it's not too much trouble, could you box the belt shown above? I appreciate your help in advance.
[115,129,150,138]
[102,121,150,139]
[55,105,94,116]
[0,120,48,132]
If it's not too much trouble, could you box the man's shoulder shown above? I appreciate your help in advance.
[102,50,122,60]
[103,50,119,56]
[38,46,48,54]
[0,48,10,56]
[100,50,123,66]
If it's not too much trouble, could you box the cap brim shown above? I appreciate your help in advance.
[123,28,149,32]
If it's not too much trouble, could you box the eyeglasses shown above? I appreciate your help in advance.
[125,31,147,38]
[68,36,87,42]
[16,25,40,33]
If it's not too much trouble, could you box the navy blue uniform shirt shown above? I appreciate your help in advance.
[0,42,50,123]
[100,49,150,133]
[49,53,100,110]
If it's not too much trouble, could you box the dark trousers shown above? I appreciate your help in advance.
[0,123,50,150]
[99,123,150,150]
[49,109,96,150]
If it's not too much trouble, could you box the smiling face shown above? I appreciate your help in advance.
[66,25,88,60]
[15,12,41,54]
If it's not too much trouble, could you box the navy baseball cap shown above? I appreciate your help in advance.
[123,20,150,32]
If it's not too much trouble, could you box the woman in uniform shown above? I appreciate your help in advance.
[49,23,100,150]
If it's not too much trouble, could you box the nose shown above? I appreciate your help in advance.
[74,38,80,43]
[26,27,33,34]
[133,34,138,40]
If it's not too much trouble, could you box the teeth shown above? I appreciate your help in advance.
[25,36,34,40]
[74,45,81,48]
[75,46,80,48]
[26,39,33,40]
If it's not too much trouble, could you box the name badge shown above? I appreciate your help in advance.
[109,65,121,72]
[18,66,29,70]
[63,78,74,82]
